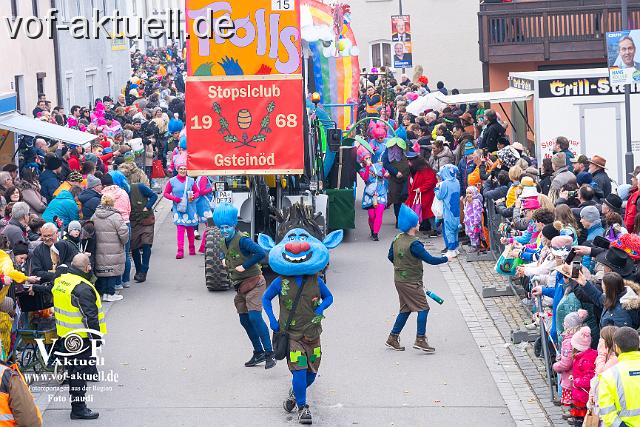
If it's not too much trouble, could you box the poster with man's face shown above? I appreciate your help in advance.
[606,30,640,85]
[392,41,412,69]
[391,15,412,42]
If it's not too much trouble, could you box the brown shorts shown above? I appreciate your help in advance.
[287,336,321,373]
[234,276,266,313]
[395,281,430,313]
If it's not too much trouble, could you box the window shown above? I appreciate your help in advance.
[370,41,392,68]
[32,0,39,17]
[75,0,81,16]
[10,0,18,18]
[106,69,113,97]
[102,0,107,14]
[13,76,24,113]
[65,75,73,110]
[36,73,46,96]
[85,70,97,108]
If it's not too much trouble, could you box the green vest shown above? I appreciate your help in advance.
[52,273,107,338]
[278,275,322,341]
[392,233,423,284]
[222,232,262,283]
[129,184,153,224]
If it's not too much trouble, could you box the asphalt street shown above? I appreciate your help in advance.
[41,199,517,426]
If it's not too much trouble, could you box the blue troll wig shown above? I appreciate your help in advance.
[213,202,238,227]
[179,134,187,150]
[108,170,130,193]
[398,204,419,233]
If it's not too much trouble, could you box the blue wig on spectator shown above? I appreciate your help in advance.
[213,202,238,227]
[398,204,419,233]
[109,170,130,193]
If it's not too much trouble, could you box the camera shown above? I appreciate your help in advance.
[567,190,578,198]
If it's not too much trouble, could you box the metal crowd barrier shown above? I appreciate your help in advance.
[484,198,505,260]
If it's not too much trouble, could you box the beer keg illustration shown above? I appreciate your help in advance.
[237,109,252,129]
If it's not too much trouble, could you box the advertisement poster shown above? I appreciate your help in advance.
[185,0,302,76]
[391,15,412,68]
[606,30,640,85]
[186,75,305,175]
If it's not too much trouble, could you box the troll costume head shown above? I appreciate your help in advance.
[213,202,238,240]
[258,229,343,276]
[398,204,419,233]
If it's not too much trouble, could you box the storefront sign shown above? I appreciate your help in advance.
[606,30,640,86]
[186,75,304,175]
[539,77,640,98]
[391,15,412,69]
[185,0,302,76]
[509,77,534,91]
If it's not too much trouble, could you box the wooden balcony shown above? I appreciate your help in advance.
[479,0,640,63]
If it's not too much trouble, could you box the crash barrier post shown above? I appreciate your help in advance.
[537,294,556,402]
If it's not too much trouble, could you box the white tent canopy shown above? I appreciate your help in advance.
[0,113,97,147]
[432,87,534,105]
[406,92,446,116]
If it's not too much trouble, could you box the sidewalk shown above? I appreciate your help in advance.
[421,237,565,426]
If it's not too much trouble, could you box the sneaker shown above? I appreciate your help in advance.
[115,284,124,290]
[103,294,124,302]
[440,247,447,254]
[428,230,439,238]
[372,233,379,241]
[244,352,265,367]
[283,388,296,413]
[413,336,435,353]
[264,352,276,369]
[194,230,201,240]
[445,250,458,259]
[297,404,312,425]
[385,334,405,351]
[122,282,131,289]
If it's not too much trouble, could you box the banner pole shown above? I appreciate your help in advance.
[622,0,634,183]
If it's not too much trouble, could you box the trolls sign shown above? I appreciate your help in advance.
[185,0,302,76]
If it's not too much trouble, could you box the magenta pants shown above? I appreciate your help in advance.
[367,204,385,234]
[176,225,196,255]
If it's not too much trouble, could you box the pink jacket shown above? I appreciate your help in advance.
[572,348,597,407]
[101,185,131,224]
[595,339,618,375]
[553,331,575,388]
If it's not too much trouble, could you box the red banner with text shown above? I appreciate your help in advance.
[186,76,304,175]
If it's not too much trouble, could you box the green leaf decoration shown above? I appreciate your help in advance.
[285,299,293,310]
[290,320,296,326]
[250,134,267,143]
[281,283,290,296]
[220,117,229,129]
[260,116,270,129]
[311,315,325,324]
[224,135,239,143]
[212,102,221,114]
[267,101,276,113]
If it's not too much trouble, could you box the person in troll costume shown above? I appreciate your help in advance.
[213,203,276,370]
[259,228,343,425]
[434,163,461,258]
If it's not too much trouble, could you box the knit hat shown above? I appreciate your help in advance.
[571,326,592,352]
[522,197,541,211]
[618,184,632,201]
[12,242,29,257]
[67,171,83,183]
[576,172,593,186]
[563,309,588,330]
[580,206,600,224]
[100,174,114,187]
[464,141,475,156]
[551,152,566,170]
[84,153,98,165]
[68,220,82,234]
[45,156,62,171]
[86,175,102,189]
[542,223,560,241]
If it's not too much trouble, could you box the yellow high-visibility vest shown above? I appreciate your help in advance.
[52,273,106,338]
[599,351,640,427]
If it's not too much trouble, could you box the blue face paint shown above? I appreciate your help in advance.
[219,225,236,241]
[258,228,343,276]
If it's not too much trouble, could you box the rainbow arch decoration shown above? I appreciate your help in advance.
[300,1,360,130]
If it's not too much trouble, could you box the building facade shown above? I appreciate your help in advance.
[126,0,186,53]
[0,0,58,114]
[54,0,132,110]
[348,0,483,91]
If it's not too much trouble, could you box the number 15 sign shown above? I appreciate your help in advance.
[272,0,295,10]
[186,75,305,176]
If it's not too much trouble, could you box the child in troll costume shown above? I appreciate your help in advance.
[386,205,448,353]
[213,203,276,369]
[434,164,461,258]
[260,228,343,425]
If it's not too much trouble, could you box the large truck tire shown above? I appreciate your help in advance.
[204,226,231,291]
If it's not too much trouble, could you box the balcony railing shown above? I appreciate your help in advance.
[479,0,640,63]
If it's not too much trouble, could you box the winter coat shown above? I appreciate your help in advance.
[406,167,437,220]
[581,280,640,329]
[553,330,576,389]
[592,169,612,198]
[549,167,577,202]
[585,222,605,242]
[572,348,597,408]
[42,190,79,228]
[0,218,28,249]
[91,205,129,278]
[595,339,618,376]
[101,185,131,223]
[118,162,150,187]
[428,146,455,172]
[479,120,505,153]
[39,170,60,203]
[18,182,46,213]
[556,292,582,338]
[78,188,101,219]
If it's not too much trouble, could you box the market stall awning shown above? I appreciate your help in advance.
[0,112,97,147]
[432,87,534,105]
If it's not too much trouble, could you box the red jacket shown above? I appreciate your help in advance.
[625,187,640,231]
[571,348,597,407]
[67,155,81,171]
[406,167,437,220]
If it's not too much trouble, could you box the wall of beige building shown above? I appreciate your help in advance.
[0,0,58,114]
[348,0,483,92]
